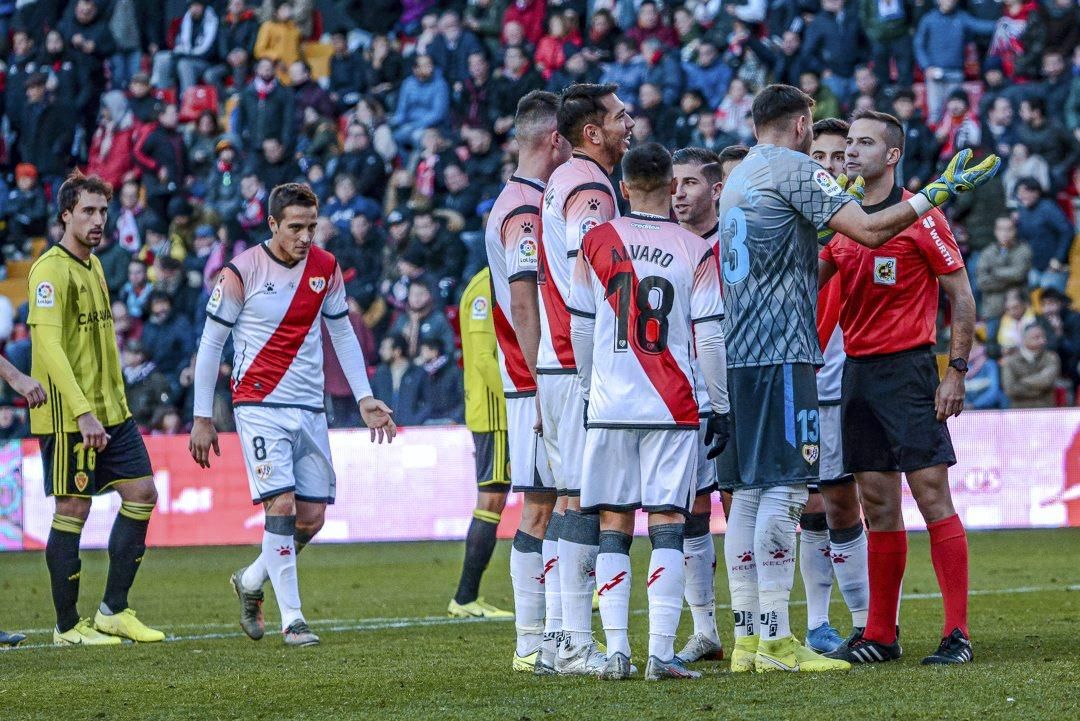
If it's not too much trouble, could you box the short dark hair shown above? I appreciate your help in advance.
[671,147,722,186]
[419,337,445,356]
[268,182,318,221]
[813,118,849,140]
[148,290,173,307]
[1023,96,1047,117]
[56,170,112,227]
[515,90,560,143]
[852,110,905,154]
[1016,176,1043,194]
[752,84,814,132]
[385,334,409,357]
[717,145,750,179]
[558,83,619,146]
[621,142,672,192]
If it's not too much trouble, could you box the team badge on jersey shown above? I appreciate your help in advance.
[874,257,897,286]
[309,277,327,293]
[74,471,90,493]
[35,281,55,308]
[812,168,843,197]
[802,443,820,464]
[207,284,224,312]
[256,463,273,480]
[471,296,489,320]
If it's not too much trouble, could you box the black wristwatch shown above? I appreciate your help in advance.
[948,357,969,374]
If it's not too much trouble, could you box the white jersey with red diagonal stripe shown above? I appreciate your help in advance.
[568,213,724,428]
[537,153,619,373]
[693,222,721,414]
[484,175,544,396]
[205,242,348,411]
[816,272,845,403]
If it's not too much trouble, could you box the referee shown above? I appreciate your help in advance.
[27,171,163,645]
[820,112,977,665]
[449,267,514,619]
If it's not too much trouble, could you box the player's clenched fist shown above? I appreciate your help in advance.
[704,413,731,460]
[360,397,396,444]
[189,417,221,468]
[9,372,46,408]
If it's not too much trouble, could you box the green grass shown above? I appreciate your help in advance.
[1,528,1078,720]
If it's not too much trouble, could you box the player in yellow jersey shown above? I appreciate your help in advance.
[448,267,514,620]
[27,171,164,646]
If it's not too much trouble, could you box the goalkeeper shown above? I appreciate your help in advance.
[818,110,982,666]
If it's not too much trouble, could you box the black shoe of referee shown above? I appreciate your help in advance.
[921,628,973,665]
[825,627,902,664]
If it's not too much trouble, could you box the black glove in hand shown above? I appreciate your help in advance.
[583,398,589,430]
[704,413,731,460]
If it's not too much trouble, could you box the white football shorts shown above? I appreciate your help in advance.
[234,406,336,505]
[580,428,697,514]
[817,403,849,485]
[537,373,586,495]
[506,395,555,493]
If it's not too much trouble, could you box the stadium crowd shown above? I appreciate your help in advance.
[0,0,1078,438]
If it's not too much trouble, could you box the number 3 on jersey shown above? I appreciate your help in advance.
[722,207,749,285]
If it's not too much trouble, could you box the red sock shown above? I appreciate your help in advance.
[928,514,969,638]
[864,530,907,644]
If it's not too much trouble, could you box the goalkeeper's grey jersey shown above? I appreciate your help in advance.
[717,144,852,368]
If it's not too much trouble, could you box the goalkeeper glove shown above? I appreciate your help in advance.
[704,412,731,460]
[919,149,1001,208]
[817,174,866,245]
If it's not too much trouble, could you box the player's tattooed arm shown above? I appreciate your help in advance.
[936,269,976,421]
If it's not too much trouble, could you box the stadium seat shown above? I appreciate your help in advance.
[179,84,220,123]
[302,41,334,81]
[29,237,47,259]
[0,278,27,307]
[5,259,34,279]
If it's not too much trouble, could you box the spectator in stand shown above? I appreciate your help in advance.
[438,164,483,232]
[1003,142,1051,200]
[107,179,163,255]
[322,294,377,429]
[1041,0,1080,57]
[126,72,158,123]
[325,174,381,235]
[464,0,506,55]
[122,339,175,429]
[363,35,406,105]
[95,229,133,301]
[150,406,184,435]
[0,406,30,440]
[1015,177,1074,291]
[452,51,495,129]
[1002,324,1061,408]
[687,112,735,154]
[799,70,840,121]
[328,214,384,307]
[934,90,982,162]
[535,12,581,82]
[1017,96,1079,190]
[372,332,430,427]
[185,110,222,180]
[253,0,302,82]
[4,165,48,256]
[5,30,37,126]
[429,9,485,85]
[891,90,938,190]
[140,291,194,379]
[584,8,620,63]
[417,337,464,424]
[858,0,915,87]
[334,124,388,201]
[1040,288,1080,389]
[120,258,154,321]
[154,254,201,320]
[502,0,545,46]
[952,150,1008,291]
[288,60,335,131]
[37,31,78,111]
[626,1,678,49]
[989,0,1043,81]
[404,209,467,294]
[548,45,602,94]
[211,0,261,96]
[489,45,543,136]
[600,38,647,105]
[235,171,269,242]
[682,39,730,110]
[86,90,137,191]
[58,0,116,135]
[151,0,219,94]
[966,334,1008,409]
[670,90,703,148]
[914,0,997,124]
[637,83,679,148]
[982,96,1019,163]
[979,56,1027,119]
[135,103,189,220]
[772,30,808,89]
[800,0,867,106]
[995,287,1044,358]
[391,279,457,360]
[236,57,296,153]
[976,215,1033,321]
[327,30,367,111]
[639,37,683,107]
[715,77,755,146]
[15,72,72,194]
[391,54,450,149]
[1030,52,1072,126]
[248,136,302,188]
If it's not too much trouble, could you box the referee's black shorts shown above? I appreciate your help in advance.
[841,345,956,475]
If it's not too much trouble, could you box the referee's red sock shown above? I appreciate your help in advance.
[864,530,907,645]
[927,514,969,638]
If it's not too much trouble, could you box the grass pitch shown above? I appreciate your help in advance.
[1,528,1077,720]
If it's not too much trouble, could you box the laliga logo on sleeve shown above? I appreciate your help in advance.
[309,277,327,293]
[580,217,600,236]
[36,281,55,308]
[812,168,843,197]
[471,296,489,320]
[207,284,224,312]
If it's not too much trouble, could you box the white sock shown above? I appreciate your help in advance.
[241,555,268,592]
[724,489,761,639]
[682,531,719,642]
[263,517,303,631]
[647,524,686,662]
[755,485,808,641]
[830,524,869,628]
[596,539,632,658]
[558,510,599,650]
[542,514,563,656]
[799,528,834,630]
[510,531,545,656]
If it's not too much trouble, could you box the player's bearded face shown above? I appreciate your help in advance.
[598,94,634,163]
[672,165,716,225]
[270,205,319,264]
[67,192,108,248]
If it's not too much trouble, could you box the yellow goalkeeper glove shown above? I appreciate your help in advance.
[920,149,1001,208]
